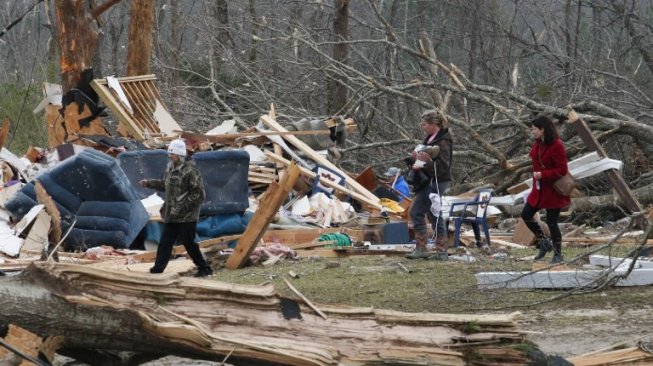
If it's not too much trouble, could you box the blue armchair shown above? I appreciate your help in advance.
[447,189,492,248]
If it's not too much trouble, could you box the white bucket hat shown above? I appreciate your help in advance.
[167,139,187,157]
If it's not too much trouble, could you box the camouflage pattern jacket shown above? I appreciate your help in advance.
[144,159,205,223]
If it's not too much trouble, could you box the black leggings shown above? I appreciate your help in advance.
[520,202,562,244]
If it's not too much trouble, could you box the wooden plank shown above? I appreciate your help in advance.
[260,114,379,203]
[273,143,285,180]
[490,239,527,249]
[248,177,275,184]
[250,165,277,173]
[286,241,331,250]
[248,171,277,179]
[568,110,642,214]
[226,162,301,269]
[198,234,242,248]
[295,248,343,258]
[265,151,382,210]
[283,277,327,319]
[261,227,343,245]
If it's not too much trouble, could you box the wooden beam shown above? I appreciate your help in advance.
[260,115,379,203]
[180,130,331,146]
[226,162,301,269]
[568,110,642,214]
[265,151,382,210]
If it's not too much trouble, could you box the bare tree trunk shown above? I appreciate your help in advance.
[327,0,349,115]
[467,0,481,81]
[609,0,653,76]
[169,0,181,88]
[54,0,99,92]
[43,0,57,69]
[126,0,154,76]
[248,0,259,62]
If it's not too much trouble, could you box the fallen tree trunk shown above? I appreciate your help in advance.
[502,182,653,218]
[0,262,533,365]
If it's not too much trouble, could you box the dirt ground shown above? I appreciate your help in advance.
[524,307,653,358]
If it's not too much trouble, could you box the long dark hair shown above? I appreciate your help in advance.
[531,115,559,145]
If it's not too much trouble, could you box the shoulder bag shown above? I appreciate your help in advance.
[553,172,575,197]
[538,145,575,197]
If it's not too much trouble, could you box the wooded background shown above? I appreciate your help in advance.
[1,0,652,220]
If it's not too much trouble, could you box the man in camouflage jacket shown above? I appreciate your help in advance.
[140,139,213,277]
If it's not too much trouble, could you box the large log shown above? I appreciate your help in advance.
[0,262,532,365]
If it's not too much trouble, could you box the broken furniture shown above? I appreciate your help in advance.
[118,149,250,215]
[5,149,149,249]
[447,188,493,248]
[90,74,180,139]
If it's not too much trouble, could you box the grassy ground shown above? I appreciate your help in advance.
[212,244,653,314]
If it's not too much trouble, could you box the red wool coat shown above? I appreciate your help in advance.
[526,138,571,209]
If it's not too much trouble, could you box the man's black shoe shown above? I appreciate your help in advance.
[194,268,213,278]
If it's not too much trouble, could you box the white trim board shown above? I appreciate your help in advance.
[589,254,653,269]
[476,265,653,289]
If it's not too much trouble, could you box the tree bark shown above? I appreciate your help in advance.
[0,262,531,366]
[55,0,99,92]
[126,0,154,76]
[327,0,349,115]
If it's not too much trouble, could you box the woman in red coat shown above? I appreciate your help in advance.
[521,116,571,263]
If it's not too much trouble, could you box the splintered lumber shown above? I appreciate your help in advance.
[260,114,379,203]
[265,151,382,210]
[569,346,653,365]
[0,262,532,365]
[226,162,301,269]
[0,324,63,365]
[35,181,62,248]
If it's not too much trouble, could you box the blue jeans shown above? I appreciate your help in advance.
[410,181,449,239]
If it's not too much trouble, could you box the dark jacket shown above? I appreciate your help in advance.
[144,159,205,223]
[421,128,453,182]
[527,138,571,209]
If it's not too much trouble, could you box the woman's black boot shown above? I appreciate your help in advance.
[550,242,563,264]
[533,237,552,261]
